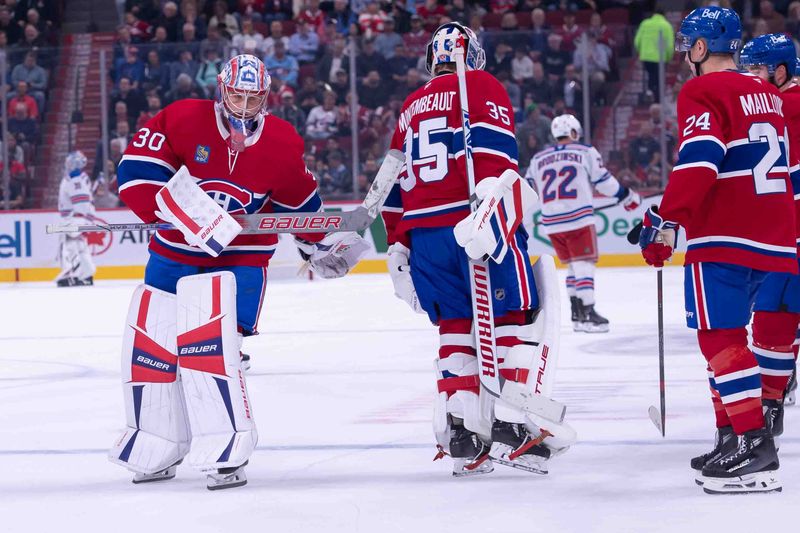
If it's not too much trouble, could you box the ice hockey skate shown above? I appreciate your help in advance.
[691,426,736,486]
[488,421,551,475]
[701,429,781,494]
[578,304,609,333]
[435,423,494,477]
[207,461,248,491]
[132,460,182,484]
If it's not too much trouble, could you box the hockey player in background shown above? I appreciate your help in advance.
[526,114,640,333]
[638,7,797,494]
[383,23,566,477]
[55,150,96,287]
[738,34,800,444]
[108,54,367,490]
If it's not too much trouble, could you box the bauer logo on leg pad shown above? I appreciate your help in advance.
[177,317,227,376]
[131,329,178,383]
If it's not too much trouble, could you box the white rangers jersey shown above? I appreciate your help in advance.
[58,171,95,219]
[525,142,626,235]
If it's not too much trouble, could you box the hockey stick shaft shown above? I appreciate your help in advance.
[454,44,501,398]
[47,150,405,236]
[657,268,666,436]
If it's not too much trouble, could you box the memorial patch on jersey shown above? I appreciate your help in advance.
[195,144,210,163]
[177,317,227,376]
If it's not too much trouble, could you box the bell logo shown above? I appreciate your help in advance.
[0,221,32,258]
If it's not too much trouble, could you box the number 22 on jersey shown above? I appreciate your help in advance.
[541,165,578,203]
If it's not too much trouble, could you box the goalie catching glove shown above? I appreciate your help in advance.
[296,232,370,279]
[453,169,538,263]
[155,166,242,257]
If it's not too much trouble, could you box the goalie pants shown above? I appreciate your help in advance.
[144,251,268,335]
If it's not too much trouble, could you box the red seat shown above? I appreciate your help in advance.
[545,10,565,26]
[602,8,629,25]
[575,9,593,24]
[515,11,532,28]
[337,135,352,151]
[281,20,296,36]
[254,21,269,36]
[482,12,503,29]
[298,64,316,85]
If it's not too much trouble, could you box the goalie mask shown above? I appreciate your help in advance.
[65,150,88,177]
[425,22,486,75]
[217,54,271,152]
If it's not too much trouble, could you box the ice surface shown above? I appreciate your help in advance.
[1,267,798,533]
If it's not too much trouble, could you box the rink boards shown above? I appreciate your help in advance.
[0,196,680,281]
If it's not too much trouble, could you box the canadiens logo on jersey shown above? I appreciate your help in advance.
[198,179,255,213]
[195,145,210,163]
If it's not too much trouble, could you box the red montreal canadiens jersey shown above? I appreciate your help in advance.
[381,70,519,246]
[118,99,323,266]
[661,70,797,273]
[781,83,800,248]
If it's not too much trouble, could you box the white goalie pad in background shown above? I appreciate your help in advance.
[176,271,257,471]
[109,284,191,475]
[495,254,577,448]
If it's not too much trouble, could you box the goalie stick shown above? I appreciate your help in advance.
[47,149,405,236]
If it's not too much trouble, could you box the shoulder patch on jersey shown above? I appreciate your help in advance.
[194,145,210,164]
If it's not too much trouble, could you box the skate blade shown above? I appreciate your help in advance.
[132,467,177,484]
[492,456,548,475]
[207,478,248,491]
[452,458,494,477]
[490,443,548,475]
[785,392,796,406]
[702,471,782,495]
[572,321,583,332]
[581,323,609,333]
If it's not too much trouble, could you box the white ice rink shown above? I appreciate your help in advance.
[2,266,799,533]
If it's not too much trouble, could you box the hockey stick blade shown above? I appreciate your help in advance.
[648,405,665,437]
[46,150,405,237]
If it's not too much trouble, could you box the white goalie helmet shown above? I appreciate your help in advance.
[65,150,87,177]
[425,22,486,74]
[550,114,582,141]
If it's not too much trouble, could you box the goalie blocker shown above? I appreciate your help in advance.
[110,272,257,490]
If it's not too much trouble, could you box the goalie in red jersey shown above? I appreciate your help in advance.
[108,54,367,490]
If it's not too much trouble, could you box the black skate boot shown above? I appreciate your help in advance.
[763,399,784,438]
[579,304,609,333]
[207,460,248,490]
[701,429,781,494]
[570,296,583,332]
[785,369,797,407]
[56,277,78,287]
[489,420,551,474]
[691,425,736,485]
[75,276,94,286]
[435,422,494,477]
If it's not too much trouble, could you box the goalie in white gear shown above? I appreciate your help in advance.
[526,114,641,333]
[383,22,573,477]
[55,150,96,287]
[108,54,368,490]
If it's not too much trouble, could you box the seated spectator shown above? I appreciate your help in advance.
[587,11,615,49]
[8,81,39,120]
[374,17,402,59]
[517,102,552,149]
[403,15,428,58]
[320,151,350,195]
[527,62,554,107]
[11,52,46,111]
[265,40,299,87]
[156,1,181,41]
[16,24,50,67]
[263,20,290,57]
[529,8,550,57]
[124,10,152,42]
[296,75,322,114]
[629,122,661,174]
[417,0,446,30]
[150,26,175,63]
[306,90,338,139]
[112,101,133,132]
[0,7,21,45]
[559,12,582,53]
[647,103,676,163]
[115,46,145,87]
[0,160,25,208]
[317,36,350,84]
[389,1,411,33]
[330,0,356,35]
[359,70,387,110]
[209,1,240,37]
[297,0,325,30]
[8,104,37,144]
[110,77,145,127]
[542,33,570,80]
[761,0,786,33]
[195,46,223,97]
[165,73,205,104]
[202,25,230,56]
[142,50,169,95]
[169,49,199,88]
[330,68,349,103]
[448,0,471,25]
[561,64,583,116]
[0,31,9,65]
[288,19,319,63]
[0,134,25,165]
[178,22,201,59]
[272,90,306,134]
[180,1,207,40]
[113,25,132,66]
[93,121,133,178]
[262,0,293,24]
[393,68,424,99]
[136,95,163,130]
[232,18,266,56]
[500,72,521,113]
[358,1,389,39]
[512,46,534,85]
[318,17,339,47]
[93,176,120,209]
[496,12,527,51]
[487,42,513,78]
[357,38,386,78]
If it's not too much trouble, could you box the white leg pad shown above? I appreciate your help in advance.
[56,234,96,281]
[109,284,191,475]
[177,272,257,471]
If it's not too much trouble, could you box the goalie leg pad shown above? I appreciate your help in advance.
[109,284,191,476]
[433,318,492,449]
[177,272,258,471]
[56,234,96,282]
